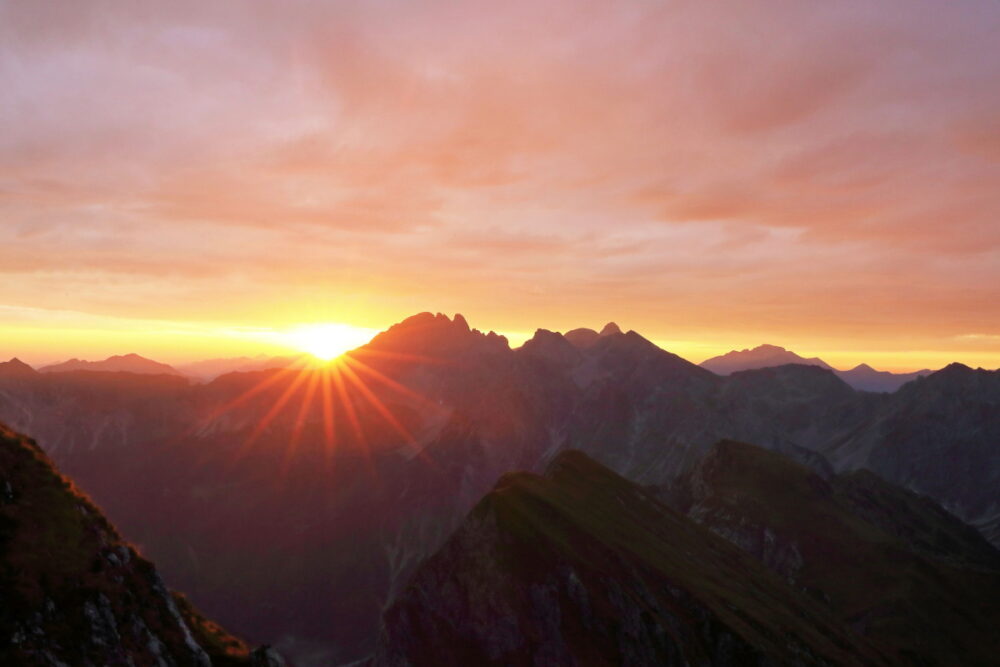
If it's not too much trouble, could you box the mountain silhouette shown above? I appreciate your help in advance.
[701,344,933,392]
[0,358,38,378]
[835,362,932,393]
[39,353,181,376]
[700,343,833,374]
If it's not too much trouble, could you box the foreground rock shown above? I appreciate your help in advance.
[0,422,264,666]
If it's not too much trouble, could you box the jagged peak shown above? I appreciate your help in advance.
[368,311,509,355]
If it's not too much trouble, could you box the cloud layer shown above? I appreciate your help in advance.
[2,0,999,367]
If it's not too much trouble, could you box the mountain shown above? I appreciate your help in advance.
[673,440,1000,665]
[0,358,38,378]
[175,355,298,382]
[834,363,932,393]
[562,321,622,349]
[39,353,182,376]
[700,344,833,375]
[825,363,1000,545]
[372,449,886,666]
[0,312,996,663]
[0,421,278,665]
[700,345,934,393]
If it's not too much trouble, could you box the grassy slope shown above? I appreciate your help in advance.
[382,449,886,665]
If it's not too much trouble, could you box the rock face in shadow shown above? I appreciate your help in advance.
[372,450,886,666]
[0,422,257,666]
[672,440,1000,666]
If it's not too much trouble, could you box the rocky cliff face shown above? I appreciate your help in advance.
[372,450,885,666]
[0,422,259,666]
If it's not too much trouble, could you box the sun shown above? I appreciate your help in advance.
[284,323,377,361]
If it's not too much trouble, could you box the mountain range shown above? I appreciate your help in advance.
[700,344,933,392]
[0,312,996,664]
[20,336,934,394]
[38,353,182,376]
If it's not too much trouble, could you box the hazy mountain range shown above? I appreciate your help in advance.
[0,312,997,664]
[37,353,183,376]
[700,344,933,392]
[19,337,936,393]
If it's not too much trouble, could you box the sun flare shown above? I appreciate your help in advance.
[284,323,377,361]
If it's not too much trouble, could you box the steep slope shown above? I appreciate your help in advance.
[701,344,832,375]
[40,353,181,376]
[674,440,1000,665]
[373,450,884,666]
[0,422,260,666]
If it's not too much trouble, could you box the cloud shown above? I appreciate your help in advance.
[1,0,999,356]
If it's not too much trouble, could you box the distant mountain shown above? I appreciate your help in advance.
[700,344,833,374]
[835,362,932,393]
[562,321,622,349]
[701,344,933,393]
[373,449,885,665]
[176,355,298,381]
[39,353,181,376]
[0,421,276,665]
[0,358,37,378]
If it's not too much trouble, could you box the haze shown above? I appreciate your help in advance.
[2,1,999,371]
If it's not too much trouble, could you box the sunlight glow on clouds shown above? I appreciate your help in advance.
[1,0,999,370]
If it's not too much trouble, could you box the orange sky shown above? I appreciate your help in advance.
[2,1,999,372]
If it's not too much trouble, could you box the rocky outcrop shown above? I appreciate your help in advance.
[0,422,258,666]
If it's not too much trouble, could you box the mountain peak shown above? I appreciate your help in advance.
[700,343,832,375]
[366,312,508,356]
[0,357,37,376]
[599,321,622,336]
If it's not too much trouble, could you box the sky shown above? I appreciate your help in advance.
[2,0,999,371]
